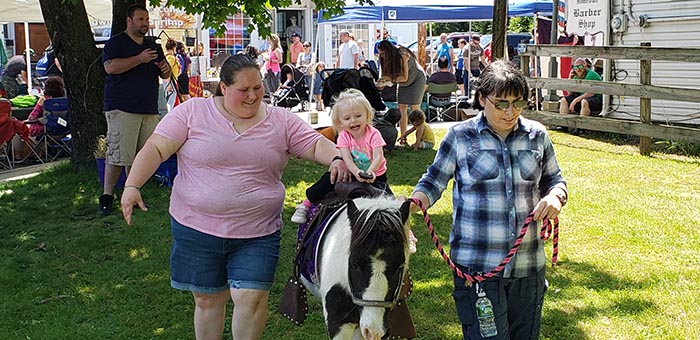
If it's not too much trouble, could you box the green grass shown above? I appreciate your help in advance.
[1,129,699,340]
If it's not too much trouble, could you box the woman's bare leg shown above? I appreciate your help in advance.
[193,290,230,340]
[398,103,409,136]
[230,288,270,340]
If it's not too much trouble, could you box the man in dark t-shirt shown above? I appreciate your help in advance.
[426,56,457,99]
[98,4,171,216]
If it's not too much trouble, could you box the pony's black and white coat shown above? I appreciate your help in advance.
[301,197,412,340]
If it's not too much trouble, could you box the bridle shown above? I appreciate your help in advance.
[349,263,408,309]
[411,198,558,286]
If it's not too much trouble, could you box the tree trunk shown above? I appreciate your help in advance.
[38,0,146,171]
[39,0,106,171]
[492,0,508,60]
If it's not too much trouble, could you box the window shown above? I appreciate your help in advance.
[209,14,251,59]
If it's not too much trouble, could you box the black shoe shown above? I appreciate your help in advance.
[99,194,114,216]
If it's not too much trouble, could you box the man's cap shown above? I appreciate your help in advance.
[291,32,301,38]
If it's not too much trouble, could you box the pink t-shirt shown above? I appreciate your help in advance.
[266,47,282,73]
[336,125,387,176]
[154,98,322,238]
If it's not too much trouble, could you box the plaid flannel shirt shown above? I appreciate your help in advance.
[413,113,567,278]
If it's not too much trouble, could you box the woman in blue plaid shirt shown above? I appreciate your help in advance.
[412,60,568,340]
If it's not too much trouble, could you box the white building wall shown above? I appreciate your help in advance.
[610,0,700,125]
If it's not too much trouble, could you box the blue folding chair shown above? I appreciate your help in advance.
[38,97,72,162]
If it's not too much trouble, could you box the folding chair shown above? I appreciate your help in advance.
[0,98,43,168]
[425,82,458,122]
[36,97,72,162]
[0,99,13,170]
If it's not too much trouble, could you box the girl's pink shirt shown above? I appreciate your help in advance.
[336,125,387,176]
[154,97,322,238]
[266,47,282,73]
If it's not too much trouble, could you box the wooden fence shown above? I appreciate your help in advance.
[519,44,700,155]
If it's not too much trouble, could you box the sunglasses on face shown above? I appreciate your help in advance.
[486,96,528,110]
[573,65,585,70]
[304,45,311,48]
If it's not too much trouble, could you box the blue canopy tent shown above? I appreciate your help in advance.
[318,0,553,23]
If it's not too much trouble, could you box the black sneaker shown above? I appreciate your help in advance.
[99,194,114,216]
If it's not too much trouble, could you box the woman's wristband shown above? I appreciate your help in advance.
[331,155,343,163]
[124,185,141,190]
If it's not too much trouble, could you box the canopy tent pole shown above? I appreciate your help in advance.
[310,11,321,109]
[24,22,31,93]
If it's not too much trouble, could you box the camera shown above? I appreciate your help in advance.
[143,36,165,63]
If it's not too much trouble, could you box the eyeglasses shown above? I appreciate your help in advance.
[485,96,528,110]
[573,65,585,70]
[303,45,311,48]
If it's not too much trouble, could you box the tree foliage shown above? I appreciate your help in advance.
[432,16,533,37]
[161,0,371,37]
[508,16,533,33]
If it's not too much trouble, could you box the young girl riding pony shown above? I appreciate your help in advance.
[292,88,391,223]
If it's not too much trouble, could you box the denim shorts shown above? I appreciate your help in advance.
[170,217,281,294]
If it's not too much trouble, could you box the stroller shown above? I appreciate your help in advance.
[320,65,385,112]
[271,64,310,110]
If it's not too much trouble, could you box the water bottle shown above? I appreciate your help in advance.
[476,291,498,338]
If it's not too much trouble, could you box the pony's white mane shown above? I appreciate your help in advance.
[351,196,404,214]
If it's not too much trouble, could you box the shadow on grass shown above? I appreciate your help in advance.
[551,130,700,164]
[541,260,657,340]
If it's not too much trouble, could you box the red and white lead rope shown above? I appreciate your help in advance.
[411,198,559,286]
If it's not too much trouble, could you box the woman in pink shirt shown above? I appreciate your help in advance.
[263,34,283,93]
[120,54,349,340]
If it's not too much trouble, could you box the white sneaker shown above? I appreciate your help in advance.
[291,204,309,224]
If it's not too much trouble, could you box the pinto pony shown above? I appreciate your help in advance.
[289,197,414,340]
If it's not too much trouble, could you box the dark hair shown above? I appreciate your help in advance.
[165,38,177,51]
[126,4,147,19]
[472,60,529,110]
[215,54,260,96]
[176,41,186,54]
[408,109,426,125]
[44,76,65,98]
[437,56,449,69]
[377,40,414,80]
[243,44,259,60]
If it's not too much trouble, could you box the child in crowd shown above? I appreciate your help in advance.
[398,109,435,150]
[291,88,392,223]
[312,61,325,111]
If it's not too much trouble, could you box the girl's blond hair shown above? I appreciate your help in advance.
[313,61,326,74]
[268,34,281,50]
[330,89,375,129]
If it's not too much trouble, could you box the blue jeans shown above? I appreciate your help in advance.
[170,217,281,293]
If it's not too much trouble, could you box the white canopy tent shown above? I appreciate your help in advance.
[0,0,112,89]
